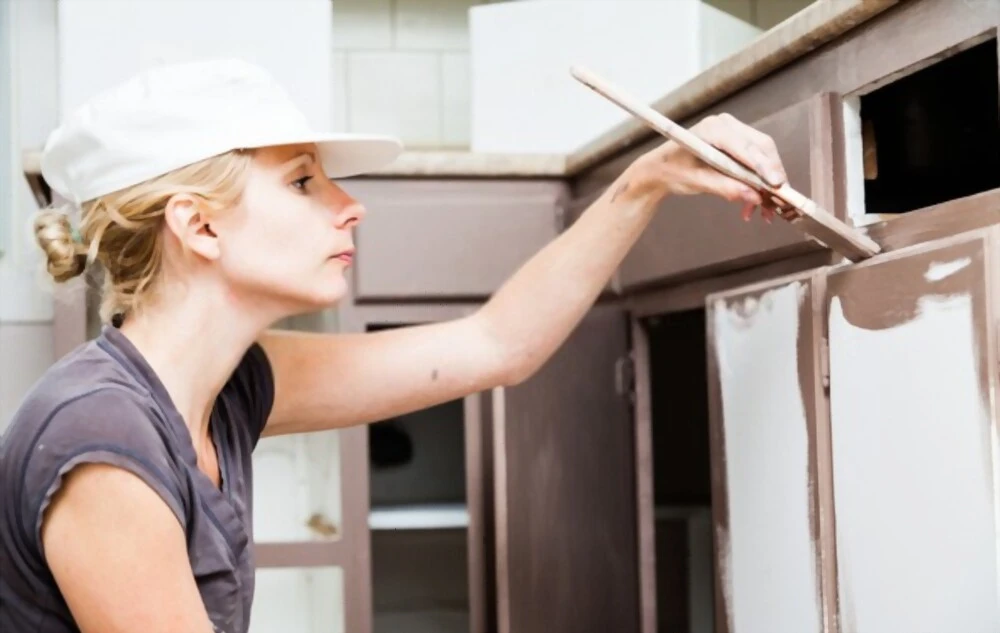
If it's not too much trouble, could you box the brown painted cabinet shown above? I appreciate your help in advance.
[338,303,640,633]
[617,92,844,292]
[489,305,639,633]
[339,179,569,302]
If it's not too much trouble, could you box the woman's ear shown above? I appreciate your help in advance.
[163,194,220,261]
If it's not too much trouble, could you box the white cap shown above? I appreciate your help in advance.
[41,58,404,204]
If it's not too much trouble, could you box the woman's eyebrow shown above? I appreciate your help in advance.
[280,152,317,172]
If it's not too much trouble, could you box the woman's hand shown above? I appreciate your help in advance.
[624,112,788,222]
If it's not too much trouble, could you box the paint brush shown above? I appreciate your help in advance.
[569,65,881,262]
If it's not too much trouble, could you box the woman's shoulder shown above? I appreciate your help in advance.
[0,339,181,502]
[2,338,159,448]
[1,340,189,549]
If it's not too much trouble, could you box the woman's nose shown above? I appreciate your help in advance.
[328,183,367,228]
[335,199,367,229]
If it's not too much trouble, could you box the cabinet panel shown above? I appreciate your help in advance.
[619,93,842,291]
[253,431,343,543]
[249,566,345,633]
[826,229,1000,631]
[492,305,639,633]
[341,179,567,301]
[705,270,832,633]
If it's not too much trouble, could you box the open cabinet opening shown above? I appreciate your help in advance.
[642,308,715,633]
[848,36,999,219]
[366,323,470,633]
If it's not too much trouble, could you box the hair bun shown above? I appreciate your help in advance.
[34,210,88,282]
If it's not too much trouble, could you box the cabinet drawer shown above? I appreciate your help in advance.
[618,92,843,291]
[340,179,568,301]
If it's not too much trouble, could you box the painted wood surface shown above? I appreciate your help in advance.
[340,179,567,301]
[253,425,343,543]
[371,528,469,633]
[617,93,840,292]
[826,230,1000,631]
[249,566,345,633]
[706,270,831,633]
[492,305,639,633]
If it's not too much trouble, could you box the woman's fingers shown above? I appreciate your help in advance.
[690,170,762,205]
[694,114,787,187]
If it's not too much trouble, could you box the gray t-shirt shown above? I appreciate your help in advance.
[0,324,275,633]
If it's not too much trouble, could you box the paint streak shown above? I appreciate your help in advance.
[713,282,823,633]
[831,245,982,331]
[924,256,972,282]
[828,292,1000,631]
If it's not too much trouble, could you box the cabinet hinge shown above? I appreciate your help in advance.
[614,353,636,400]
[820,335,830,391]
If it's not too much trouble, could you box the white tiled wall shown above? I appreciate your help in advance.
[332,0,815,151]
[469,1,763,154]
[332,0,489,149]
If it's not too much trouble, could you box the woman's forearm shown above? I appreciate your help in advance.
[475,163,663,384]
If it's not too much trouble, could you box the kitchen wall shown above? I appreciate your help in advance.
[331,0,499,149]
[335,0,817,153]
[0,0,60,429]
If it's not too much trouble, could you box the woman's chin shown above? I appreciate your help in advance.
[308,277,350,307]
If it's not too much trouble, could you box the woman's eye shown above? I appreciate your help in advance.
[292,176,313,191]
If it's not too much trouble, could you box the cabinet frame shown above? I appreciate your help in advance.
[336,301,486,633]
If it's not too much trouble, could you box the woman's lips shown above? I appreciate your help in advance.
[333,249,355,265]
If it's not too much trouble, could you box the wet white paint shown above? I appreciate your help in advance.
[829,293,1000,631]
[712,281,823,633]
[924,256,972,282]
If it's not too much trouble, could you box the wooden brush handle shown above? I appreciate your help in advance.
[570,65,800,210]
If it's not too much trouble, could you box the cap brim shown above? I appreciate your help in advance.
[311,133,405,178]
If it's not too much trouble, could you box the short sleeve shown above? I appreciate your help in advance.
[224,342,276,448]
[23,387,187,558]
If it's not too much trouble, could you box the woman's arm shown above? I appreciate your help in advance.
[260,113,786,436]
[43,464,215,633]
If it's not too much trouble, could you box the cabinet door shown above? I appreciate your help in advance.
[825,228,1000,631]
[491,305,639,633]
[705,269,834,633]
[341,179,567,301]
[619,93,845,291]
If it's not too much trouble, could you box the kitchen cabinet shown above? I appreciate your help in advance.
[316,302,639,633]
[694,226,1000,633]
[339,179,569,302]
[825,229,1000,631]
[615,92,844,292]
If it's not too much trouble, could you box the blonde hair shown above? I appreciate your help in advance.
[34,149,255,324]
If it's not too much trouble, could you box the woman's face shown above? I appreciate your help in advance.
[203,143,364,317]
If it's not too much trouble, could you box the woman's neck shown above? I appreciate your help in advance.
[117,284,279,442]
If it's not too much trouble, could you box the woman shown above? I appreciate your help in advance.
[0,58,785,633]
